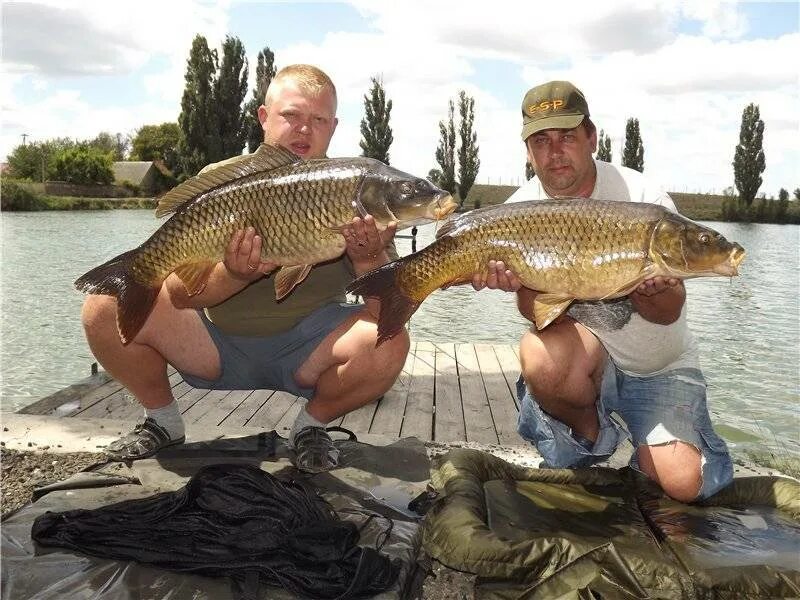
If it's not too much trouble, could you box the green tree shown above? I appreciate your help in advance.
[53,145,114,184]
[359,76,393,164]
[596,129,612,162]
[776,188,790,223]
[215,35,249,160]
[434,100,457,194]
[244,46,276,153]
[456,90,480,204]
[88,131,129,161]
[178,35,219,176]
[6,138,75,181]
[131,123,181,173]
[794,188,800,201]
[733,103,765,208]
[622,118,644,172]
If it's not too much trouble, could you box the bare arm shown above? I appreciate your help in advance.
[166,227,277,309]
[630,277,685,324]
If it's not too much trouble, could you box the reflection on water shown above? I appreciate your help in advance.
[2,211,798,460]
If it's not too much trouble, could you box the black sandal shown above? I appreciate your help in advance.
[104,418,185,461]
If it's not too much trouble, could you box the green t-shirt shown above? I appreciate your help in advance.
[197,148,396,337]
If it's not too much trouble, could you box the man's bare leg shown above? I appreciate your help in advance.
[288,310,409,471]
[81,287,221,457]
[518,318,607,441]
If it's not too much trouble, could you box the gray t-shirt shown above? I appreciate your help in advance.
[506,160,699,375]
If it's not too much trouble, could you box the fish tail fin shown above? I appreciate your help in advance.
[75,249,159,344]
[347,262,420,346]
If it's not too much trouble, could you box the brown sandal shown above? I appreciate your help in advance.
[104,418,185,461]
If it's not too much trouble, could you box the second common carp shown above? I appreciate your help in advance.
[75,143,456,344]
[347,199,745,344]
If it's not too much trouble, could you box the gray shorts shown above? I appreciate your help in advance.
[516,360,734,500]
[179,302,365,398]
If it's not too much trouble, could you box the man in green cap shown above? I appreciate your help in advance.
[473,80,733,502]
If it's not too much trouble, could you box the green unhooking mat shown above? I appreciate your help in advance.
[422,449,800,599]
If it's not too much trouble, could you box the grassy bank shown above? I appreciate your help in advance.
[1,180,156,211]
[461,186,800,223]
[3,178,797,223]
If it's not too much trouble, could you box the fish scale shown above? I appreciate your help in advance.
[75,143,455,344]
[348,198,745,345]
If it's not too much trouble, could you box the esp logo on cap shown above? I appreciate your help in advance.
[527,99,565,116]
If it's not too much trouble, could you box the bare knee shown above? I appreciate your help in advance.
[81,294,117,334]
[638,441,702,503]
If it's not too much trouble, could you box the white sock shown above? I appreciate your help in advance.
[288,407,327,447]
[144,401,185,440]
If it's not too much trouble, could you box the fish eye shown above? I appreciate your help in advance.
[400,182,413,195]
[699,233,710,244]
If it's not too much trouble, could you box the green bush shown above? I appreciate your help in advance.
[120,179,141,196]
[53,146,114,184]
[1,179,48,211]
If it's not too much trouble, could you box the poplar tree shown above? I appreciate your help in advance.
[596,129,612,162]
[215,35,249,160]
[732,103,766,207]
[434,100,457,194]
[244,47,276,153]
[359,76,393,164]
[457,90,480,204]
[622,118,644,172]
[178,35,218,176]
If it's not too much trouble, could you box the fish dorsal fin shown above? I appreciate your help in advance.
[274,264,313,301]
[155,144,300,217]
[173,260,216,296]
[533,293,574,330]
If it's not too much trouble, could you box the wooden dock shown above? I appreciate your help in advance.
[20,342,524,446]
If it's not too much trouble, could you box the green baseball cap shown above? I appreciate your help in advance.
[520,81,590,140]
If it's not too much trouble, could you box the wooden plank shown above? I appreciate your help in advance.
[339,398,377,435]
[222,389,273,427]
[494,344,522,409]
[400,341,434,440]
[77,387,136,419]
[183,390,252,426]
[455,343,498,444]
[475,344,520,446]
[432,343,465,442]
[274,398,304,436]
[247,391,298,431]
[91,371,190,421]
[369,342,415,438]
[18,372,115,415]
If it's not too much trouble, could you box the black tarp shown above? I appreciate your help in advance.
[2,432,431,600]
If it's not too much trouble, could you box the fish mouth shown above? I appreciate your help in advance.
[433,193,457,220]
[713,243,746,276]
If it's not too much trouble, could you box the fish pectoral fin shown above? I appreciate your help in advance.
[598,264,659,300]
[274,264,313,301]
[533,294,574,330]
[173,261,216,296]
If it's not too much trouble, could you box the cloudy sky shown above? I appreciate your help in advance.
[2,0,798,195]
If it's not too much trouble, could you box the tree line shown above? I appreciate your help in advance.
[5,33,792,222]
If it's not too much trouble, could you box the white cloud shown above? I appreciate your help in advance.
[2,0,796,195]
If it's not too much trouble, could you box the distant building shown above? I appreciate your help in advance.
[112,160,172,194]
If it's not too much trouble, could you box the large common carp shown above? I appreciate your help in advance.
[75,144,456,344]
[347,199,745,344]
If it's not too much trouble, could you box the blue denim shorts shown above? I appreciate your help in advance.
[179,302,365,398]
[516,361,733,500]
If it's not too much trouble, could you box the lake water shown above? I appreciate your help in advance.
[1,210,798,463]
